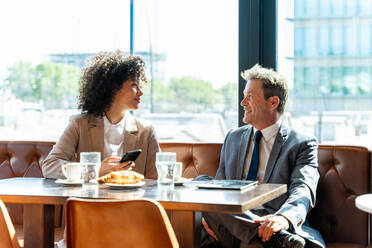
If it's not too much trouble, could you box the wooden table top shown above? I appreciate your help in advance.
[0,177,286,214]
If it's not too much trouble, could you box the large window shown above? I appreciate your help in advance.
[278,0,372,147]
[0,0,238,142]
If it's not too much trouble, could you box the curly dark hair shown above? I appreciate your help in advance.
[78,50,147,117]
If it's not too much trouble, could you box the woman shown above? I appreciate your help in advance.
[42,51,159,179]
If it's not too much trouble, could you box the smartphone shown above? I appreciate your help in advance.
[118,149,142,163]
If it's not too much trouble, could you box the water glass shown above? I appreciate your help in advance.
[80,152,101,190]
[156,152,176,189]
[173,162,183,181]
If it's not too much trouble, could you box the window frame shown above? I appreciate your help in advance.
[238,0,277,127]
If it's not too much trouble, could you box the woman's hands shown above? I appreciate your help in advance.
[99,157,134,176]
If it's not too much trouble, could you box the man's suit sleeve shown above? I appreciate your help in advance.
[215,130,233,179]
[275,137,319,233]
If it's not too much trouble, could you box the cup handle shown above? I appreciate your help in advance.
[62,164,68,178]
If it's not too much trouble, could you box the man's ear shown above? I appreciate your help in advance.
[269,96,280,110]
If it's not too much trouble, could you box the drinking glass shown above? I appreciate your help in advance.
[156,152,176,190]
[80,152,101,190]
[173,162,183,181]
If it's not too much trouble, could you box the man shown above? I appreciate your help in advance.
[201,65,325,248]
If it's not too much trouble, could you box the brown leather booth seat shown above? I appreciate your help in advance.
[160,143,222,178]
[308,145,370,248]
[0,141,370,247]
[0,141,57,225]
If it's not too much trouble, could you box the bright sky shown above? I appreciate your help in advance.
[0,0,238,88]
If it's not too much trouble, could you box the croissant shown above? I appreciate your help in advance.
[98,170,144,184]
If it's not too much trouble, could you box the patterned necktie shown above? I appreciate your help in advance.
[246,130,262,181]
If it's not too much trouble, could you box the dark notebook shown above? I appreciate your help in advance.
[193,179,258,190]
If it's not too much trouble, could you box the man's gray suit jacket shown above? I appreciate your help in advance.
[215,123,325,247]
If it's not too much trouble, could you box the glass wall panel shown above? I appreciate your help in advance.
[319,27,330,56]
[0,0,238,142]
[345,26,358,56]
[278,0,372,147]
[360,26,371,55]
[331,27,344,55]
[294,28,304,56]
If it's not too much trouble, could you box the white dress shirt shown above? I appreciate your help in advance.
[243,119,282,183]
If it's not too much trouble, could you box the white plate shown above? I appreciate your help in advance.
[55,179,83,186]
[174,178,192,186]
[105,181,146,189]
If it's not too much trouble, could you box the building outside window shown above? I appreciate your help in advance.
[278,0,372,147]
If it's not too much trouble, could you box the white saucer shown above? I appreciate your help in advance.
[105,181,146,189]
[174,177,192,186]
[55,179,83,186]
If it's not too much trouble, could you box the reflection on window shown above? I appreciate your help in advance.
[360,0,372,16]
[360,26,371,55]
[345,26,358,55]
[319,0,331,17]
[331,27,343,55]
[304,28,317,56]
[319,27,329,56]
[294,28,304,56]
[294,0,305,18]
[332,0,344,17]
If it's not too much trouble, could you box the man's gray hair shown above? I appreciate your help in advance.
[241,64,288,114]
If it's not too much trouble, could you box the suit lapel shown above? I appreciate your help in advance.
[263,124,289,183]
[237,126,253,179]
[122,112,139,153]
[87,115,104,153]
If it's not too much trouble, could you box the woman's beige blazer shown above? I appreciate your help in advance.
[42,113,160,179]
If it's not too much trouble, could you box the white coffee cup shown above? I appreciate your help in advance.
[62,162,81,181]
[173,162,183,181]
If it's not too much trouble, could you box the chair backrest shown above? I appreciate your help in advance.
[0,199,20,248]
[66,198,179,248]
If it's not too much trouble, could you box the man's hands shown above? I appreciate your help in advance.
[202,215,289,243]
[255,215,289,242]
[99,157,134,176]
[202,218,219,241]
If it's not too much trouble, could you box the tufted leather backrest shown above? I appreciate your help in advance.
[160,143,222,178]
[0,141,54,178]
[308,145,370,246]
[0,141,55,224]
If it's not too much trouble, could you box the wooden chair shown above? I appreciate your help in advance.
[0,199,20,248]
[66,198,179,248]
